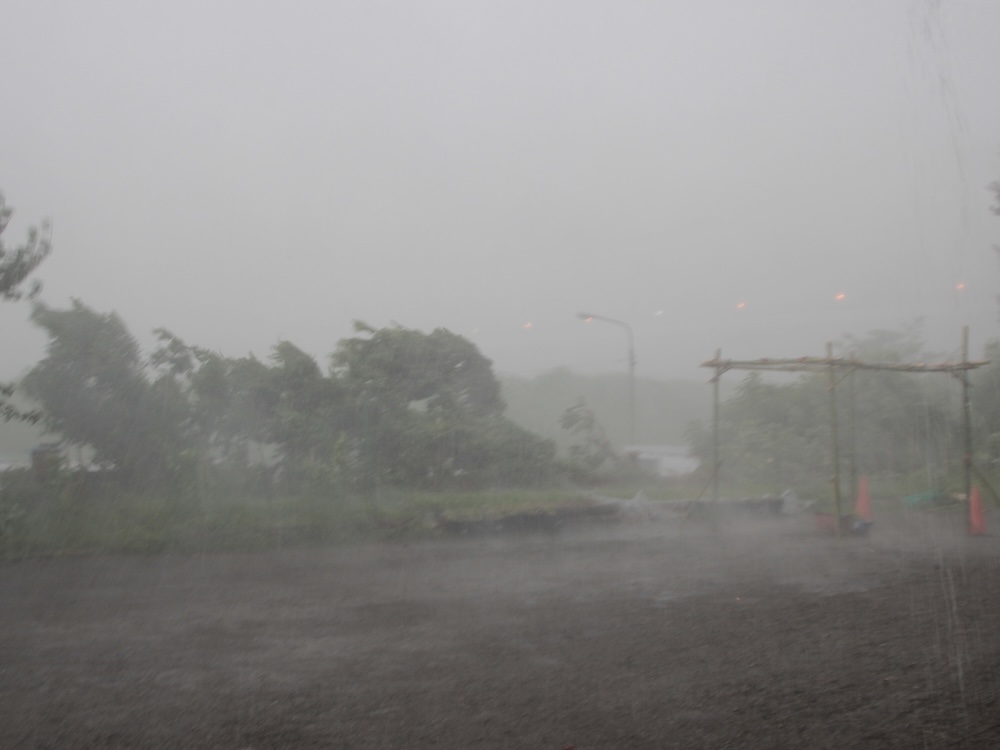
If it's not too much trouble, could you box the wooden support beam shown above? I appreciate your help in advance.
[701,356,988,374]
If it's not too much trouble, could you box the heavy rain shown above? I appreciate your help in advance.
[2,1,1000,747]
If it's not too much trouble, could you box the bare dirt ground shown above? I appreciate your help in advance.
[2,507,1000,749]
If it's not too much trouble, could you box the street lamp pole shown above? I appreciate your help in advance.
[577,312,636,447]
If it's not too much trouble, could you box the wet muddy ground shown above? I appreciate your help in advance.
[2,508,999,749]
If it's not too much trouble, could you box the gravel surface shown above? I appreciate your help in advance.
[2,509,999,749]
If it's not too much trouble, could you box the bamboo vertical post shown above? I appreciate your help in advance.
[827,342,843,536]
[848,351,858,505]
[962,325,972,526]
[712,348,721,504]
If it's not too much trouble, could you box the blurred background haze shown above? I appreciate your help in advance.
[2,0,999,385]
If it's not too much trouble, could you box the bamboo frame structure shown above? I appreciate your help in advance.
[702,326,989,535]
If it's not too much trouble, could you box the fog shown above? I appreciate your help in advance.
[2,0,999,383]
[4,7,1000,740]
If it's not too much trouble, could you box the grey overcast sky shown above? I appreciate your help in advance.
[2,0,999,382]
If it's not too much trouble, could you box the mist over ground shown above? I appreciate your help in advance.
[2,1,999,386]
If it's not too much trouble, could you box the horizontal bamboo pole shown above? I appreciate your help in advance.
[701,356,989,374]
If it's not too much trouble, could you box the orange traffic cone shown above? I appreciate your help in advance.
[855,475,872,522]
[969,484,987,536]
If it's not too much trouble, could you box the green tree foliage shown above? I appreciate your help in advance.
[687,372,829,489]
[333,323,554,489]
[21,306,556,494]
[0,384,38,424]
[335,322,503,416]
[261,341,349,490]
[840,326,956,481]
[23,301,189,485]
[0,191,51,301]
[148,330,277,478]
[1,191,52,423]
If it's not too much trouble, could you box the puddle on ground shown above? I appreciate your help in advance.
[784,574,883,596]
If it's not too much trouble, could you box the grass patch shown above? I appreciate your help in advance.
[15,464,990,560]
[1,471,608,559]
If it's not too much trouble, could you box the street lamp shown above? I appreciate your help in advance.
[577,312,637,447]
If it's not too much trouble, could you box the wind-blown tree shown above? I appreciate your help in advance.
[147,330,266,490]
[150,329,285,459]
[23,300,189,485]
[335,323,504,415]
[0,191,51,301]
[212,354,279,461]
[20,303,557,493]
[333,323,554,488]
[1,191,52,422]
[264,341,350,489]
[148,331,349,492]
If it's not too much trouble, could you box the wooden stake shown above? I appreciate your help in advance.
[827,342,843,538]
[962,325,973,531]
[712,348,721,504]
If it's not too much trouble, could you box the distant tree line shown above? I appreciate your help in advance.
[501,368,715,450]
